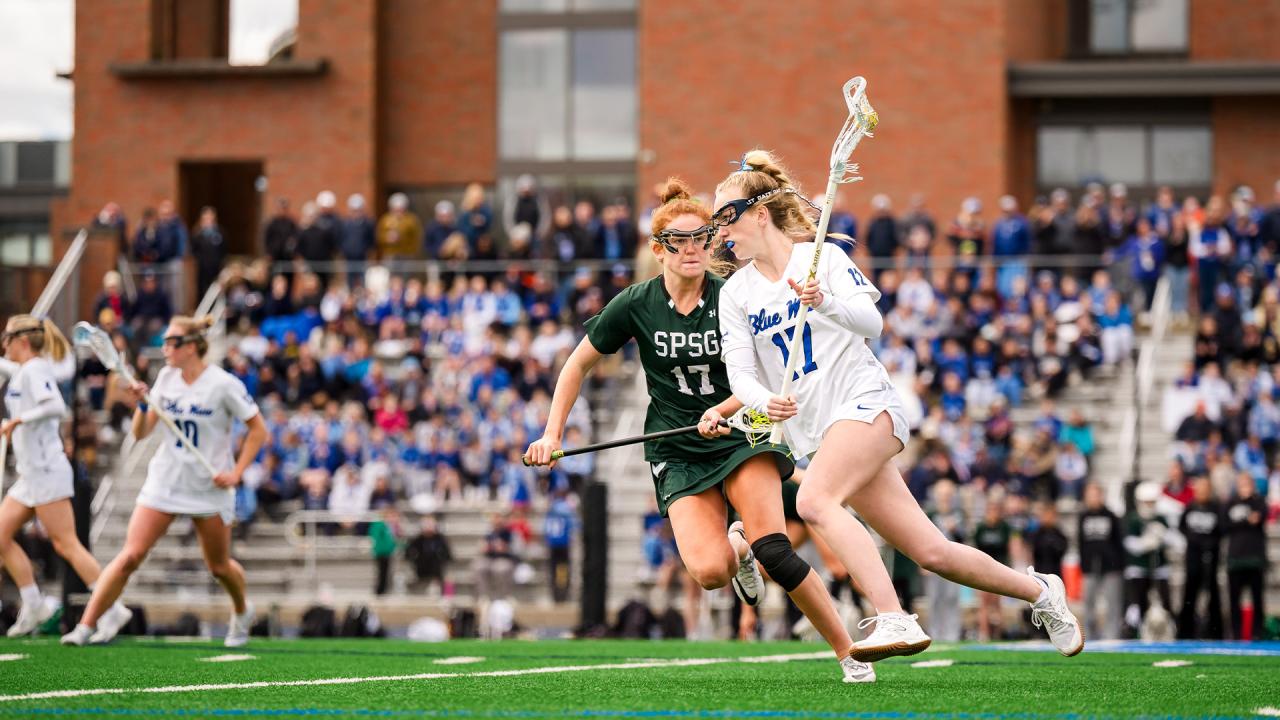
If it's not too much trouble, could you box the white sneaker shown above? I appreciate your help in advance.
[6,597,55,637]
[1028,567,1084,657]
[727,521,762,607]
[850,612,932,662]
[89,604,134,645]
[840,654,877,684]
[225,601,255,648]
[60,624,94,646]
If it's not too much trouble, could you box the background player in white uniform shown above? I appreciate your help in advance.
[0,315,127,636]
[62,316,268,647]
[714,149,1083,658]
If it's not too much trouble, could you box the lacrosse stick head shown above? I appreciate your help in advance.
[830,76,878,183]
[72,321,122,371]
[725,407,777,449]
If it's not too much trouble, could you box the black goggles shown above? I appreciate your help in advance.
[162,333,203,348]
[712,188,822,228]
[0,327,41,345]
[652,225,716,253]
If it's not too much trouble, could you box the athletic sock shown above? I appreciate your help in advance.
[1032,575,1050,603]
[18,584,41,608]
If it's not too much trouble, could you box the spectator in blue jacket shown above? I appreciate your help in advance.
[156,199,187,260]
[543,490,578,603]
[130,271,173,345]
[460,183,493,251]
[341,194,375,288]
[424,201,458,259]
[132,208,169,263]
[1122,218,1165,311]
[992,195,1031,299]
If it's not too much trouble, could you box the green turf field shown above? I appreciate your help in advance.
[0,637,1276,718]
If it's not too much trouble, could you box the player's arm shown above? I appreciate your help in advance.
[525,337,604,467]
[127,379,160,441]
[790,251,883,338]
[15,365,68,426]
[216,412,268,488]
[718,287,795,422]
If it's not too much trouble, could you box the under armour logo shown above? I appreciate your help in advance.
[708,310,716,318]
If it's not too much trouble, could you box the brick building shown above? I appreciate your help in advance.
[41,0,1280,313]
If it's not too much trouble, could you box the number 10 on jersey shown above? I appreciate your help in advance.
[770,322,817,381]
[175,419,199,449]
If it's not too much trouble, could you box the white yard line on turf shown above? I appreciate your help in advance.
[0,654,27,662]
[1152,660,1193,668]
[0,654,819,702]
[739,651,831,663]
[198,654,256,663]
[432,656,485,665]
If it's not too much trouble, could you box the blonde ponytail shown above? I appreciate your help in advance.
[40,318,70,362]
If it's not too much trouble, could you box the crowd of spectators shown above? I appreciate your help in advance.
[72,178,1280,614]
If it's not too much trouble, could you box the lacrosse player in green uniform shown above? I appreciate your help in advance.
[524,178,876,683]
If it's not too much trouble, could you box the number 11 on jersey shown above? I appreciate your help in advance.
[770,322,817,381]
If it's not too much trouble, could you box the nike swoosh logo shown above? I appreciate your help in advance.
[856,404,875,411]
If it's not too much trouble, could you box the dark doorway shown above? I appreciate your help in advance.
[179,161,264,257]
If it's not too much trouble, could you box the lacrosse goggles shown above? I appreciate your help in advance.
[652,224,717,254]
[711,187,822,228]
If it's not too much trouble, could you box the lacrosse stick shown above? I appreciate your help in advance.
[523,407,776,466]
[770,76,878,445]
[0,426,7,499]
[72,322,218,477]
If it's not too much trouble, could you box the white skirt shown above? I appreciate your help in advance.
[136,479,235,525]
[7,460,75,508]
[820,385,911,452]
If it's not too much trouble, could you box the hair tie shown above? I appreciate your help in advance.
[730,154,755,173]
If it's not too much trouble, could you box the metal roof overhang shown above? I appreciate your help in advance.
[1009,60,1280,97]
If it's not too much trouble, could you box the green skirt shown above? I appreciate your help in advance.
[651,442,794,517]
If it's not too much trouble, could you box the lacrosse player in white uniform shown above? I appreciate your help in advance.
[62,316,269,647]
[0,316,128,636]
[714,149,1083,659]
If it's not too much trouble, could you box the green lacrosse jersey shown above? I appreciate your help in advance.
[1124,513,1168,572]
[584,272,744,462]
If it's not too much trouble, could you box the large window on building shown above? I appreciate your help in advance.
[0,224,52,267]
[499,28,636,161]
[0,141,70,188]
[1037,123,1211,190]
[149,0,297,64]
[497,2,637,232]
[229,0,297,65]
[1084,0,1188,54]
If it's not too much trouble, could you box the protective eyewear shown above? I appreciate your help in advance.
[0,328,40,346]
[652,225,716,253]
[711,189,784,228]
[162,333,202,349]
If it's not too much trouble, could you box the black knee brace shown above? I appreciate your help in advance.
[751,533,810,592]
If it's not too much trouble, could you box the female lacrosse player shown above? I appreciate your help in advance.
[0,316,130,636]
[62,316,269,647]
[714,150,1083,658]
[525,178,877,682]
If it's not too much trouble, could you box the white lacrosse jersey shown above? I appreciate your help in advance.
[719,241,890,457]
[3,357,71,479]
[139,365,259,516]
